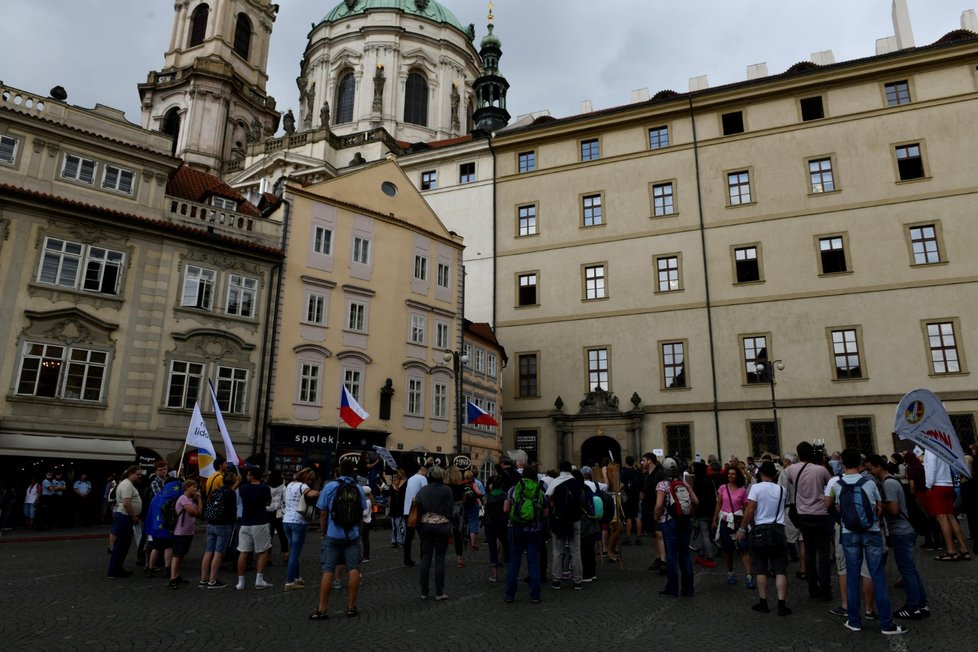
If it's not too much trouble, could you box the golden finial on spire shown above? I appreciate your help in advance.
[488,1,494,25]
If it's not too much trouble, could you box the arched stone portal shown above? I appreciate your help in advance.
[581,435,621,467]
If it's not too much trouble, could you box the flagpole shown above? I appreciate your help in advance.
[176,441,188,478]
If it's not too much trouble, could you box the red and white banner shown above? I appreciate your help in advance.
[893,388,972,479]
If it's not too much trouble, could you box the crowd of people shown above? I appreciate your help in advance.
[45,438,975,632]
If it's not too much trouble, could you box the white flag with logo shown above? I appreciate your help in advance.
[186,402,218,478]
[208,379,243,466]
[893,388,972,479]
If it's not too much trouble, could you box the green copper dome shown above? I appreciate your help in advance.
[323,0,466,33]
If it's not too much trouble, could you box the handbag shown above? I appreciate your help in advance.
[787,463,810,527]
[749,486,784,549]
[406,497,420,528]
[297,491,317,521]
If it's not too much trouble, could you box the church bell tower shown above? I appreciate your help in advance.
[472,3,510,133]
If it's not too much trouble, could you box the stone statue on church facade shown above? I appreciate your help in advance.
[283,109,296,135]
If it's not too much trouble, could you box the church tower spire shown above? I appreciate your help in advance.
[137,0,280,173]
[472,2,510,132]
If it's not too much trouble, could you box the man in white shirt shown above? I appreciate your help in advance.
[737,462,790,616]
[402,465,428,567]
[922,450,970,560]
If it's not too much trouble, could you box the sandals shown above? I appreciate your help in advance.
[957,552,972,561]
[934,552,958,561]
[345,607,359,618]
[308,610,329,621]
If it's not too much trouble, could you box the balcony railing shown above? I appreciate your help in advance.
[164,197,282,249]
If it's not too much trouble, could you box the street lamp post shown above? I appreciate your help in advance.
[756,359,785,442]
[443,350,469,454]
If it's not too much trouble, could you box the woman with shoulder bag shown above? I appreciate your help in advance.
[712,465,754,588]
[282,468,320,591]
[416,465,454,600]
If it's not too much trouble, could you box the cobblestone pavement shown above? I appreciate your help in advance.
[1,525,975,651]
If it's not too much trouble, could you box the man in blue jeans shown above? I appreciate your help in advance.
[826,449,907,635]
[867,455,929,620]
[503,472,547,603]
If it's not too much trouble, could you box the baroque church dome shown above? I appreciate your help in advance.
[322,0,467,33]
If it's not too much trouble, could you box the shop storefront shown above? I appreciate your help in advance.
[267,424,390,481]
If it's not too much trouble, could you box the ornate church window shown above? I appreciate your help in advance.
[336,72,355,124]
[404,73,429,127]
[189,4,209,47]
[233,14,252,60]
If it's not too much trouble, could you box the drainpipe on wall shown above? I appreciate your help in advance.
[486,132,497,329]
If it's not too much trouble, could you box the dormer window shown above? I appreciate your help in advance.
[211,196,238,211]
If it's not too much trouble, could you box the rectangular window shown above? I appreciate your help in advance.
[800,96,824,121]
[842,417,875,452]
[949,413,977,449]
[435,322,449,349]
[348,302,366,331]
[210,196,237,211]
[407,378,424,416]
[895,143,925,180]
[17,343,65,398]
[475,348,486,373]
[181,265,216,310]
[421,170,437,190]
[517,205,537,237]
[722,111,745,135]
[652,182,675,216]
[648,126,669,150]
[299,363,320,404]
[926,321,961,374]
[463,343,472,367]
[38,238,83,288]
[81,247,124,295]
[885,80,911,106]
[665,424,693,462]
[344,369,362,403]
[38,238,125,296]
[518,353,538,397]
[101,165,135,194]
[587,347,609,391]
[436,262,450,288]
[62,347,108,401]
[166,360,204,409]
[742,335,768,384]
[908,224,941,265]
[459,162,475,184]
[582,194,603,227]
[17,343,107,402]
[216,366,248,414]
[306,294,325,324]
[750,421,780,457]
[410,314,426,344]
[314,226,332,255]
[0,134,18,164]
[61,154,96,184]
[353,237,371,264]
[734,246,761,283]
[226,274,258,318]
[818,236,848,274]
[433,382,448,418]
[727,170,752,205]
[413,255,428,281]
[518,151,536,173]
[486,401,497,430]
[581,138,600,161]
[808,158,835,193]
[655,255,680,292]
[518,273,538,306]
[488,353,497,378]
[584,265,606,300]
[831,328,863,379]
[662,341,686,389]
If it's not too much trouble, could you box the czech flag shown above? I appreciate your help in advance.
[340,386,369,429]
[467,401,499,427]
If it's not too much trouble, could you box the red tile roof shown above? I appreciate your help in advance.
[465,320,507,362]
[166,165,261,217]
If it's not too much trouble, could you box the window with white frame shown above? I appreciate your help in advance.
[433,382,448,418]
[226,274,257,318]
[37,237,125,296]
[216,366,248,414]
[348,302,366,332]
[298,363,321,404]
[407,378,424,416]
[463,343,472,367]
[436,262,450,289]
[344,368,362,403]
[414,255,428,282]
[353,236,371,264]
[314,226,332,255]
[475,348,486,373]
[166,360,204,408]
[181,265,217,310]
[587,347,609,391]
[61,154,96,184]
[306,293,326,324]
[210,196,238,211]
[488,353,497,378]
[926,321,961,374]
[435,322,449,349]
[16,342,107,401]
[410,314,426,344]
[0,134,18,164]
[101,165,135,195]
[742,335,768,384]
[662,341,686,388]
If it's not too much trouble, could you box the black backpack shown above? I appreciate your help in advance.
[161,497,180,533]
[549,479,584,537]
[485,484,506,518]
[204,487,233,525]
[330,479,362,530]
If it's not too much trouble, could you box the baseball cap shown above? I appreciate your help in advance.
[662,457,678,470]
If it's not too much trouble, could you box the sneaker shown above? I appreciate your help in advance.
[255,579,273,590]
[894,606,921,620]
[550,580,562,590]
[829,605,848,617]
[863,611,877,621]
[745,576,756,590]
[530,598,542,604]
[284,582,304,592]
[918,605,931,618]
[332,580,342,590]
[167,579,180,590]
[421,594,428,600]
[294,578,305,586]
[582,576,596,583]
[197,579,208,588]
[435,594,448,601]
[235,583,245,591]
[843,621,861,633]
[881,625,908,636]
[206,580,227,590]
[727,574,737,586]
[573,583,583,590]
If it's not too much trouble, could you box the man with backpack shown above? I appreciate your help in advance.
[235,467,274,591]
[310,458,367,620]
[826,449,907,636]
[199,467,239,589]
[545,461,585,590]
[653,458,698,598]
[504,465,547,603]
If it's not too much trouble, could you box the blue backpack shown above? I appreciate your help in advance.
[838,476,875,532]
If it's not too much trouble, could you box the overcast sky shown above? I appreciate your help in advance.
[0,1,972,131]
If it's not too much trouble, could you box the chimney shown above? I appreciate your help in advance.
[811,50,836,65]
[581,99,593,114]
[876,36,898,55]
[746,63,768,80]
[963,9,978,31]
[892,0,916,49]
[688,75,709,92]
[630,88,650,103]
